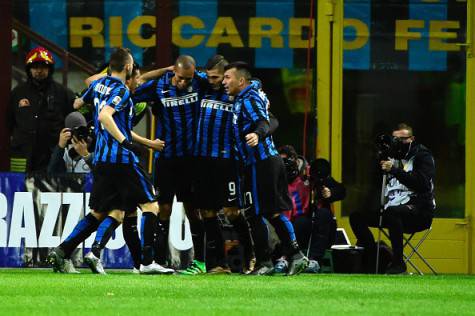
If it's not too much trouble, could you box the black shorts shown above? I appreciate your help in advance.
[192,157,238,210]
[89,163,157,214]
[239,156,292,216]
[154,157,194,204]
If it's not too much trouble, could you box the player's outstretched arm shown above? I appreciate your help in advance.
[85,72,107,87]
[131,131,165,151]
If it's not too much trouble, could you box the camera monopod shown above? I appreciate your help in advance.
[306,209,317,258]
[375,172,387,274]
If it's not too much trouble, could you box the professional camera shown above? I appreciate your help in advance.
[375,134,395,160]
[375,134,409,160]
[67,125,94,161]
[279,145,301,183]
[65,111,93,142]
[309,158,331,199]
[283,157,299,183]
[71,125,91,141]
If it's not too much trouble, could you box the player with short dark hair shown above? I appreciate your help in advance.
[223,62,309,275]
[48,48,172,275]
[76,61,158,273]
[186,55,254,274]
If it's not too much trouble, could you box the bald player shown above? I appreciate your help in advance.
[133,55,208,272]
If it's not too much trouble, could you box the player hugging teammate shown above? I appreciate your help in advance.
[49,49,309,276]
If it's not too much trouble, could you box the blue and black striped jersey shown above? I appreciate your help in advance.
[132,71,207,159]
[232,85,278,165]
[194,86,234,159]
[81,76,138,165]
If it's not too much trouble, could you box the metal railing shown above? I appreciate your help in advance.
[12,18,96,86]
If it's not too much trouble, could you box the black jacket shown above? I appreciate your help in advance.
[388,142,435,212]
[8,79,75,172]
[314,176,346,210]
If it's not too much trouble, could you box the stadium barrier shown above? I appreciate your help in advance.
[0,172,192,268]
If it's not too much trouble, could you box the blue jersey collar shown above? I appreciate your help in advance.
[237,84,253,99]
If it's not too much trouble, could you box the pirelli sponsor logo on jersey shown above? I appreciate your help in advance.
[161,93,199,108]
[201,99,233,112]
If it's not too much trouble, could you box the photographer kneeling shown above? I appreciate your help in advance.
[350,123,435,274]
[48,111,93,174]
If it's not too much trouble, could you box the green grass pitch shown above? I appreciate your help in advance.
[1,269,474,315]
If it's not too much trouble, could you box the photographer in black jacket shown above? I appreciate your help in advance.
[306,158,346,272]
[350,123,435,274]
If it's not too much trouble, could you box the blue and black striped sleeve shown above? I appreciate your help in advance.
[243,96,268,123]
[132,79,158,103]
[243,96,270,139]
[81,82,95,104]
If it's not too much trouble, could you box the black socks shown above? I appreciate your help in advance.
[247,216,271,264]
[123,216,141,269]
[204,216,225,266]
[229,214,254,262]
[141,212,158,265]
[189,218,205,262]
[155,219,170,265]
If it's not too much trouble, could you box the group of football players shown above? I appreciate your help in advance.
[47,48,309,276]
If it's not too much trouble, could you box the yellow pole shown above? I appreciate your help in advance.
[330,0,343,186]
[466,0,475,274]
[316,0,333,161]
[317,0,344,218]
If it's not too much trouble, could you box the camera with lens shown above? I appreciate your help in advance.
[375,134,409,160]
[71,125,90,141]
[68,125,94,160]
[309,158,331,199]
[375,134,395,161]
[283,157,300,183]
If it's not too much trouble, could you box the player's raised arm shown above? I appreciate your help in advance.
[85,72,107,87]
[138,65,174,83]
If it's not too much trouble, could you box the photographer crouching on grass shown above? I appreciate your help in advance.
[350,123,435,274]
